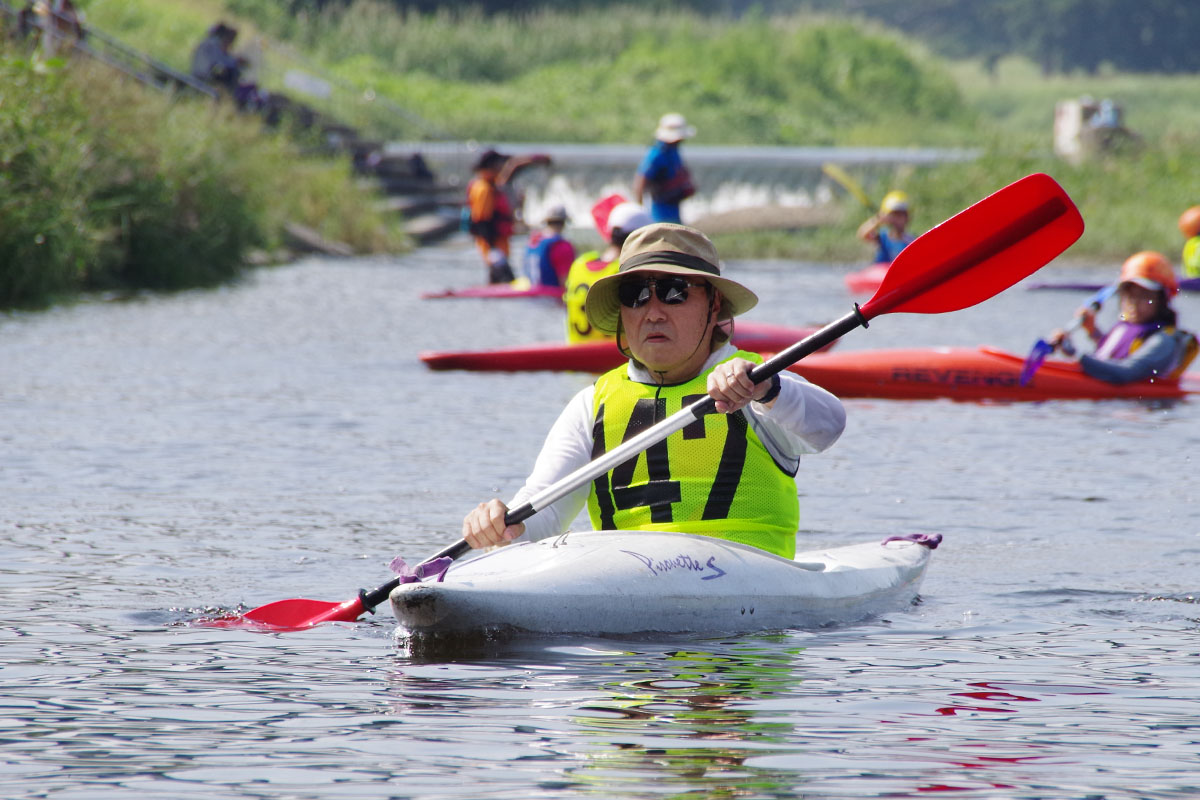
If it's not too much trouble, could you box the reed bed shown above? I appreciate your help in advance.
[0,46,403,309]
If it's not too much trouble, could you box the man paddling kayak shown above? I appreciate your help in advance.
[1047,251,1197,384]
[463,223,846,559]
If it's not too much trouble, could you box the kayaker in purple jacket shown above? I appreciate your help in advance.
[462,224,846,558]
[1049,251,1197,384]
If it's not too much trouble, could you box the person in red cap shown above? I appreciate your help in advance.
[1049,251,1196,384]
[564,200,654,342]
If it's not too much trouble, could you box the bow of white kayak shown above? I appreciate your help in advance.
[390,530,935,638]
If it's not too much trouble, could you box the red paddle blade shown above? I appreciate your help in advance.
[862,173,1084,320]
[232,596,365,630]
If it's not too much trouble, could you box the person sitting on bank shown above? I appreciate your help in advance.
[463,223,847,559]
[564,200,654,343]
[633,113,697,224]
[1048,251,1197,385]
[856,190,916,264]
[523,205,575,288]
[190,22,264,109]
[191,23,242,90]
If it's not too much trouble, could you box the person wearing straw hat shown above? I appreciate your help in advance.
[1048,251,1196,384]
[633,113,698,224]
[463,223,846,559]
[522,204,575,288]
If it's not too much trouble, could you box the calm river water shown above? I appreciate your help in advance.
[2,237,1198,799]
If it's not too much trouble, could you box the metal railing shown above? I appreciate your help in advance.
[0,2,466,154]
[0,1,216,98]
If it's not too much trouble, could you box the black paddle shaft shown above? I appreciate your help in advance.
[502,304,870,527]
[359,537,473,611]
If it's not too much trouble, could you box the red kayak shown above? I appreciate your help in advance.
[421,284,564,300]
[420,321,830,372]
[844,262,889,294]
[786,346,1199,401]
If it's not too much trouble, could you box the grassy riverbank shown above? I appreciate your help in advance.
[0,35,404,310]
[214,1,1200,262]
[30,1,1200,287]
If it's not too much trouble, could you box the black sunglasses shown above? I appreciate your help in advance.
[617,276,708,309]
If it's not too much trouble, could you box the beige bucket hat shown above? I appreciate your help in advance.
[655,113,696,143]
[585,223,758,335]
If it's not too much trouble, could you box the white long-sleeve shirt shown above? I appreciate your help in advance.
[510,343,846,541]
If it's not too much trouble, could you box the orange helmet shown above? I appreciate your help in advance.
[1118,251,1178,298]
[1179,206,1200,238]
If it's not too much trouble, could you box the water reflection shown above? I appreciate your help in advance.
[565,646,803,795]
[384,639,811,796]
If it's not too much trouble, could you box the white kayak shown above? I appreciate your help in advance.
[389,530,937,638]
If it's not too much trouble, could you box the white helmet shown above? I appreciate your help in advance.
[606,203,653,240]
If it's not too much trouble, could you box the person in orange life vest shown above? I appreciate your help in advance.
[633,113,697,224]
[564,201,654,342]
[1048,251,1197,384]
[463,223,846,556]
[523,205,576,288]
[856,190,916,264]
[466,149,519,284]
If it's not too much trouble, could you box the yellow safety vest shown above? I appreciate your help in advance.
[587,351,801,558]
[564,251,617,343]
[1183,237,1200,279]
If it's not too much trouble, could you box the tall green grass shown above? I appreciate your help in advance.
[0,55,97,306]
[0,45,404,309]
[70,1,1200,263]
[211,1,977,145]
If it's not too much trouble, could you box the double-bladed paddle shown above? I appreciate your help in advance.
[1019,283,1115,386]
[224,172,1084,631]
[821,163,876,211]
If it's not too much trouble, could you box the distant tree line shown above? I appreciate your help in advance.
[797,0,1200,75]
[273,0,1200,74]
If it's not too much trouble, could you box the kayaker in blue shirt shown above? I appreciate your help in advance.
[1048,251,1197,384]
[856,190,916,264]
[522,204,575,288]
[463,224,846,559]
[633,113,697,224]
